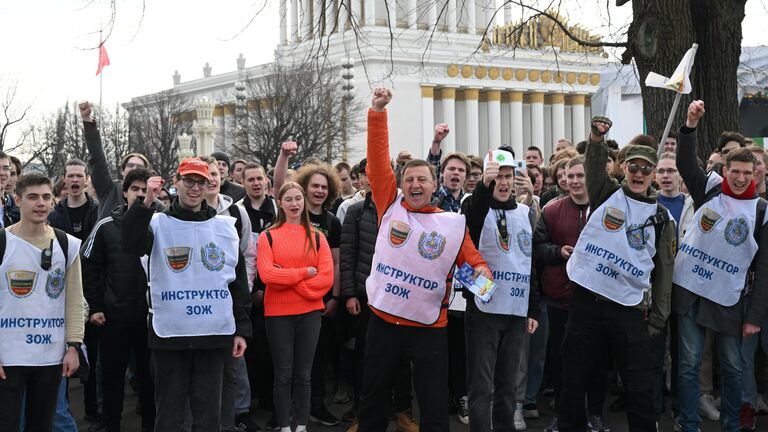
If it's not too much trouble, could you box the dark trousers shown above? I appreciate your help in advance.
[558,287,656,432]
[547,305,608,414]
[0,364,61,432]
[358,313,449,432]
[83,322,102,417]
[352,305,412,413]
[465,301,526,432]
[151,348,229,431]
[310,315,335,408]
[245,304,274,411]
[266,311,322,428]
[649,323,668,417]
[447,312,467,401]
[100,321,155,432]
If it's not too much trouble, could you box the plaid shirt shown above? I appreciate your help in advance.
[435,185,464,213]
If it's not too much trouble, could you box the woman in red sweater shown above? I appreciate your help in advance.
[257,182,334,432]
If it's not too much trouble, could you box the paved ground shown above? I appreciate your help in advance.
[66,380,750,431]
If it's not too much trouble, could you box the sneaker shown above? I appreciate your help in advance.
[334,382,353,404]
[456,396,469,424]
[310,406,341,427]
[698,393,720,421]
[587,415,610,432]
[756,394,768,414]
[740,403,756,431]
[544,416,558,432]
[395,409,419,432]
[542,387,555,397]
[514,403,526,430]
[522,403,539,419]
[264,415,280,431]
[236,413,263,432]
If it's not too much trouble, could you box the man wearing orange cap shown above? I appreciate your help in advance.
[122,157,252,431]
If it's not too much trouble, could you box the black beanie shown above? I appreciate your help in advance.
[210,151,231,169]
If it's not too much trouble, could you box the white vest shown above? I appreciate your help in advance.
[475,206,533,317]
[567,189,658,306]
[149,213,239,337]
[0,232,80,366]
[367,195,466,325]
[674,176,762,306]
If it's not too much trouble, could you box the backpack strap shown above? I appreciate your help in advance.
[0,228,6,265]
[52,228,69,263]
[266,231,273,247]
[653,204,671,246]
[228,205,244,239]
[315,232,320,251]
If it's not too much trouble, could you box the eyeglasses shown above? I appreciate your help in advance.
[627,163,654,176]
[125,162,146,169]
[469,172,483,180]
[179,177,209,188]
[656,168,678,175]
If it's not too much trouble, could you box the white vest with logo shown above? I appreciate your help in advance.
[149,213,239,337]
[475,206,533,317]
[567,188,658,306]
[367,195,466,325]
[0,231,80,366]
[674,175,761,306]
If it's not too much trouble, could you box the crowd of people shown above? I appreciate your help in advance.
[0,91,767,432]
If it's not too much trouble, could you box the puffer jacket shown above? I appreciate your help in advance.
[340,193,378,301]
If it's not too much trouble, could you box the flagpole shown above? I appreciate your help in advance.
[657,92,682,158]
[99,28,103,108]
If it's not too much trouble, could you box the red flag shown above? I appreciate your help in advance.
[96,43,110,76]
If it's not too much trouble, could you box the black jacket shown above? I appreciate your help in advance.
[81,205,149,323]
[48,194,100,240]
[121,199,252,350]
[3,194,19,227]
[340,194,379,301]
[461,180,540,321]
[221,180,246,202]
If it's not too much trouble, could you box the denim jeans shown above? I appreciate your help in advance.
[677,307,743,432]
[741,316,768,407]
[52,378,78,432]
[517,300,548,403]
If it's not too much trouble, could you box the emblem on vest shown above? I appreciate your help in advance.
[699,208,721,233]
[388,220,411,248]
[496,229,510,252]
[46,268,65,299]
[603,207,625,231]
[201,242,225,271]
[724,218,749,246]
[626,224,650,250]
[165,247,192,272]
[418,231,447,260]
[517,230,533,257]
[6,270,37,298]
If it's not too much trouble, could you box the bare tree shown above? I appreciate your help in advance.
[127,89,191,179]
[235,59,364,168]
[95,104,132,177]
[0,82,32,152]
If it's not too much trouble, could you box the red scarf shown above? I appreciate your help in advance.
[721,178,756,199]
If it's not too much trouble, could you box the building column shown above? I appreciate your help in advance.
[386,0,397,28]
[422,85,435,158]
[440,87,457,154]
[364,0,375,26]
[508,91,524,156]
[325,0,336,34]
[503,2,512,23]
[339,0,349,31]
[467,0,475,34]
[291,0,299,41]
[487,90,501,151]
[465,88,479,156]
[569,94,586,143]
[314,0,325,37]
[428,0,438,31]
[549,93,565,150]
[479,0,491,34]
[407,0,417,29]
[301,0,312,39]
[448,0,457,32]
[280,0,288,44]
[529,92,545,150]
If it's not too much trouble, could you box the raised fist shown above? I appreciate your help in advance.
[397,150,413,165]
[483,150,499,186]
[590,115,613,139]
[79,102,93,122]
[281,141,298,157]
[686,100,705,128]
[371,88,392,112]
[144,176,164,207]
[433,123,450,143]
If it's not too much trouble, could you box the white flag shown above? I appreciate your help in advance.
[645,43,699,94]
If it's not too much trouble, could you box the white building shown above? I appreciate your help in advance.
[126,4,611,164]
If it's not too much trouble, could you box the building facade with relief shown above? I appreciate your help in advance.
[126,3,609,164]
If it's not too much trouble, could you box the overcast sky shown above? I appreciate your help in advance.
[2,0,767,145]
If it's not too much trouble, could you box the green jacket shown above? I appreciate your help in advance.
[584,138,676,335]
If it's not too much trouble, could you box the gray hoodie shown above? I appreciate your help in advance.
[214,193,257,291]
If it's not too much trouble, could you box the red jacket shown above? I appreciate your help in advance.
[534,196,588,309]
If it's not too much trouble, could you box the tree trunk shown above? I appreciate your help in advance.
[624,0,745,160]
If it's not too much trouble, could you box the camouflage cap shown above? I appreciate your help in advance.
[622,144,658,166]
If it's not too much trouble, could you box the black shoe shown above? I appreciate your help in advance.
[264,415,280,431]
[342,406,357,422]
[310,406,341,426]
[609,394,626,413]
[236,413,263,432]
